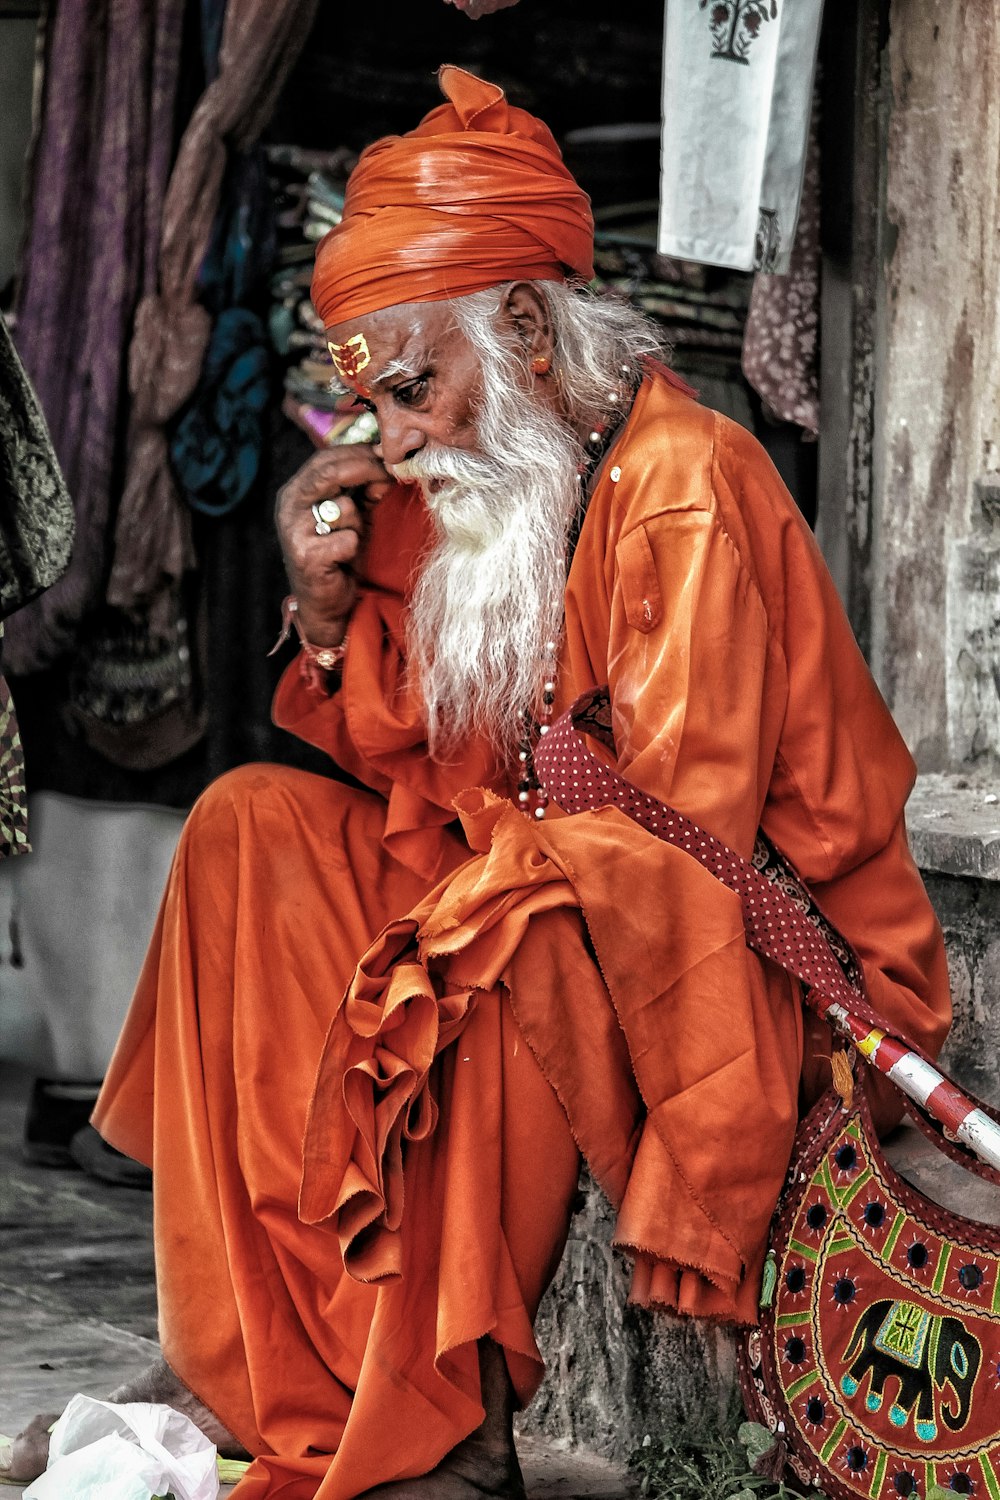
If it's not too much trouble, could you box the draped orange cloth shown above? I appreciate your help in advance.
[310,67,594,328]
[94,373,951,1499]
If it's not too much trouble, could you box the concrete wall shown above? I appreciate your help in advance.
[815,0,887,662]
[929,870,1000,1111]
[869,1,1000,770]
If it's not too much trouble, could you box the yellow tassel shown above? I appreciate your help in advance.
[831,1048,854,1109]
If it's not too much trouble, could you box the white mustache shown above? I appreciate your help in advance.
[391,445,496,488]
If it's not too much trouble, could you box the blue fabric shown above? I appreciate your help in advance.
[170,308,271,516]
[171,144,276,516]
[168,3,277,518]
[200,0,225,82]
[198,151,276,312]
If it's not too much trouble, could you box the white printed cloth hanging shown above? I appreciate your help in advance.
[658,0,824,273]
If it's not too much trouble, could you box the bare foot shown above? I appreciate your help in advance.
[0,1412,61,1483]
[0,1358,248,1484]
[361,1339,526,1499]
[107,1359,247,1457]
[360,1437,526,1498]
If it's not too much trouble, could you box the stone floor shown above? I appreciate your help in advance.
[0,1063,635,1499]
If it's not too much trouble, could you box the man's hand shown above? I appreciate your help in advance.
[275,445,394,646]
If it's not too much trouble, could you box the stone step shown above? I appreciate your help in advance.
[882,1117,1000,1226]
[907,770,1000,1110]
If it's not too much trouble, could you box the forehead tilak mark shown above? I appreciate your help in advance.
[327,331,372,383]
[327,306,446,391]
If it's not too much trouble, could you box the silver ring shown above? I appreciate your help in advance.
[312,498,342,535]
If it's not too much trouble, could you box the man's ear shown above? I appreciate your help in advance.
[500,282,555,373]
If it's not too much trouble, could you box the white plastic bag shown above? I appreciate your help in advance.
[23,1394,220,1500]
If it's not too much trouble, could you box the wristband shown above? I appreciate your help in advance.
[269,595,348,685]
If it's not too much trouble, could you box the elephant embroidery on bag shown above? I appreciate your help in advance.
[840,1299,981,1442]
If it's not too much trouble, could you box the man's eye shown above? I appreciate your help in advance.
[355,395,377,414]
[393,375,430,407]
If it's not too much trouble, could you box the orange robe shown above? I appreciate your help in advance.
[94,373,950,1499]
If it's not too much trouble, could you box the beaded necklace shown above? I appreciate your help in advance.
[516,364,640,819]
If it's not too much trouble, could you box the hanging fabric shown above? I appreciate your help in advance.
[741,94,821,436]
[5,0,185,674]
[0,654,29,858]
[658,0,824,273]
[0,314,73,620]
[0,304,74,858]
[106,0,319,621]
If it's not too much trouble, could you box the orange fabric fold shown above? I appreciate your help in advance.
[311,66,594,326]
[299,916,478,1282]
[301,790,803,1328]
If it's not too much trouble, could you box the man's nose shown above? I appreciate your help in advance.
[373,409,424,469]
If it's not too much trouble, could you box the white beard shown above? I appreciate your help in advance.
[393,369,582,767]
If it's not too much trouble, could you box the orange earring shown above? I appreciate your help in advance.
[531,355,552,376]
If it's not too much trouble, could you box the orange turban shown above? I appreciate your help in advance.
[311,65,594,327]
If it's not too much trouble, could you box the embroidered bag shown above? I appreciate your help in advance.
[739,1064,1000,1500]
[535,688,1000,1500]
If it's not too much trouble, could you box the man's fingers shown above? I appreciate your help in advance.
[279,491,363,567]
[294,443,387,492]
[279,481,365,534]
[275,446,389,638]
[311,527,361,568]
[276,446,389,515]
[284,523,360,585]
[307,492,364,536]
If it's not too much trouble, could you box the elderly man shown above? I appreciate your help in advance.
[6,66,950,1500]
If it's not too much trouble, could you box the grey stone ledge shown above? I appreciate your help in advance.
[974,473,1000,527]
[907,770,1000,881]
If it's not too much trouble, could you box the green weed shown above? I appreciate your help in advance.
[628,1417,828,1500]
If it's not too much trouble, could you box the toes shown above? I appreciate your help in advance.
[3,1412,59,1482]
